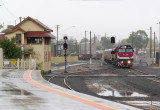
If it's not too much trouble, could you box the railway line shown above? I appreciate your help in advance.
[45,62,160,110]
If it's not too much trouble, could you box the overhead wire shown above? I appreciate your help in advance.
[0,0,17,19]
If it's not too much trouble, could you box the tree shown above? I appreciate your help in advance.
[127,30,148,53]
[116,39,129,46]
[96,42,102,50]
[80,37,89,43]
[0,38,21,59]
[101,37,112,49]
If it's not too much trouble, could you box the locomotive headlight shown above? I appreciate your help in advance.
[127,60,131,64]
[121,61,124,64]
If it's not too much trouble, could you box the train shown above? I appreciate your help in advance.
[71,45,134,67]
[103,45,134,67]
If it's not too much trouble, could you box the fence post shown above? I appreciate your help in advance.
[24,61,25,70]
[31,59,32,69]
[29,59,30,70]
[21,59,23,69]
[0,48,3,69]
[17,59,19,69]
[34,59,36,70]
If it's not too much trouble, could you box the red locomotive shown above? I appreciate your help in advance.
[103,45,134,67]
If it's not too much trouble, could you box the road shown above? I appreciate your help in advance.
[0,69,140,110]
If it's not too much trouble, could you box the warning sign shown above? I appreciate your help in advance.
[11,60,17,64]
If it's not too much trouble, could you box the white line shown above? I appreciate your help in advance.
[48,75,55,82]
[64,76,75,91]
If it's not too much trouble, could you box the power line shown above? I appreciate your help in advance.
[0,0,17,19]
[56,25,60,56]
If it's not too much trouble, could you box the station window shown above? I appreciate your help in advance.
[45,38,50,45]
[27,37,42,44]
[16,34,21,44]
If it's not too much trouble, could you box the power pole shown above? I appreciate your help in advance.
[56,25,60,56]
[94,34,96,43]
[158,22,160,66]
[90,31,92,64]
[154,32,155,58]
[150,27,152,58]
[85,31,87,54]
[3,22,4,30]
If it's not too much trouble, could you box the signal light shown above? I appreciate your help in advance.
[64,36,68,40]
[63,43,67,50]
[111,51,115,54]
[111,37,115,43]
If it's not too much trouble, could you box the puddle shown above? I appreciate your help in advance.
[90,83,148,98]
[98,90,148,97]
[123,101,160,107]
[1,89,32,96]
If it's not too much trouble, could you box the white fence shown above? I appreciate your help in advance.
[3,59,36,69]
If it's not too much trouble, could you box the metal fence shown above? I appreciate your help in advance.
[3,59,36,69]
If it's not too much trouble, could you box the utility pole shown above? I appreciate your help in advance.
[85,31,87,54]
[105,33,107,37]
[150,27,152,58]
[154,32,156,58]
[158,22,160,66]
[3,22,4,30]
[56,25,60,56]
[94,34,96,43]
[90,31,92,64]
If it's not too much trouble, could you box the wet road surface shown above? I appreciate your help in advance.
[0,69,141,110]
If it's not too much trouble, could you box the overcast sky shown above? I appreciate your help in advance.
[0,0,160,42]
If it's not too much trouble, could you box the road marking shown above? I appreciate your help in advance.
[23,70,117,110]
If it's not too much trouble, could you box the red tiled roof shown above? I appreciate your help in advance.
[25,31,55,38]
[5,27,25,34]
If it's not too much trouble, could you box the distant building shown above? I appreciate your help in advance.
[80,42,96,55]
[4,16,55,72]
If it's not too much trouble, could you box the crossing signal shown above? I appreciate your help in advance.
[64,36,68,40]
[111,37,115,43]
[63,43,67,50]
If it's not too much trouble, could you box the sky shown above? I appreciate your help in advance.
[0,0,160,42]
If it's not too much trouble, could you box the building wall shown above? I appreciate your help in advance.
[51,56,78,63]
[25,44,44,64]
[5,30,25,44]
[25,40,51,71]
[44,45,51,71]
[20,20,44,31]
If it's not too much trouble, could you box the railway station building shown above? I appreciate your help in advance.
[3,16,55,72]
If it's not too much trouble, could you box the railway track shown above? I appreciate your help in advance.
[47,75,74,91]
[45,63,160,110]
